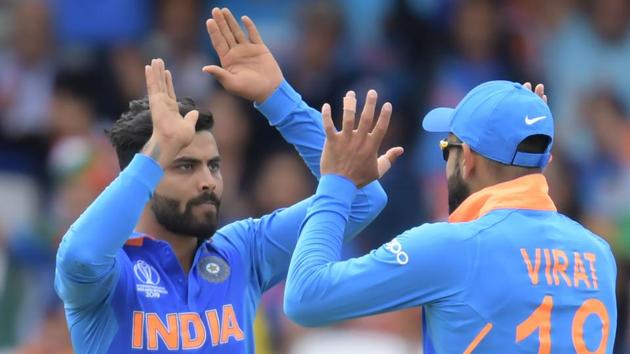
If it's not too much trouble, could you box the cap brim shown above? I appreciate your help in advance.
[422,107,454,132]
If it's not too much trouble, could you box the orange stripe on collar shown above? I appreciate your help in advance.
[448,174,557,223]
[125,233,157,247]
[125,237,145,247]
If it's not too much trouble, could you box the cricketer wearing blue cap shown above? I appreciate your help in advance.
[284,81,617,353]
[54,10,387,354]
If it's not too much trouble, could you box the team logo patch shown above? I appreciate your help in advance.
[133,260,168,298]
[198,256,230,283]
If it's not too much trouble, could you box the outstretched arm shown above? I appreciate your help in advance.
[55,59,199,308]
[214,91,400,292]
[203,8,393,290]
[283,179,474,326]
[282,90,424,325]
[203,8,328,175]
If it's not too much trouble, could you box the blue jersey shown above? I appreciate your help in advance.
[54,81,387,354]
[285,174,617,353]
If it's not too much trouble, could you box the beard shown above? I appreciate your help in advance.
[150,191,221,240]
[447,159,471,214]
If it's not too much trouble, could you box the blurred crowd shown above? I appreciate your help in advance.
[0,0,628,353]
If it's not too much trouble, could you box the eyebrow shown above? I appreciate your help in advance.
[172,156,221,165]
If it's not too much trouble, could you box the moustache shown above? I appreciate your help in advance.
[188,192,221,208]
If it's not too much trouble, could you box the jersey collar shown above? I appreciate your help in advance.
[125,232,154,246]
[448,173,557,223]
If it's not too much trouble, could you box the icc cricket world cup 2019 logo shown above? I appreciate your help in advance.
[133,260,168,298]
[134,260,160,285]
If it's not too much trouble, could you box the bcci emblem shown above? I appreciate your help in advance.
[133,260,168,298]
[198,256,230,283]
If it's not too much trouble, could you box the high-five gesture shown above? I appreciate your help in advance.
[203,8,283,103]
[320,90,404,187]
[142,58,199,168]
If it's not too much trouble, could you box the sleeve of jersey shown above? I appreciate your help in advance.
[230,82,386,290]
[254,80,325,179]
[54,154,163,308]
[283,174,475,327]
[255,80,386,232]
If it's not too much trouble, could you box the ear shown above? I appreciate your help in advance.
[461,144,476,180]
[541,153,553,173]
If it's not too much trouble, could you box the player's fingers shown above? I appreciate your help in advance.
[213,7,237,48]
[357,90,377,136]
[222,8,246,44]
[523,82,532,91]
[165,70,176,99]
[341,91,356,137]
[242,16,263,44]
[206,19,230,57]
[184,110,199,127]
[370,102,393,146]
[150,59,163,93]
[153,59,166,92]
[145,65,158,96]
[321,103,336,138]
[160,60,169,93]
[377,146,404,178]
[535,83,545,100]
[202,65,233,85]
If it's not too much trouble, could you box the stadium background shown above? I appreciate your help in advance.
[0,0,628,353]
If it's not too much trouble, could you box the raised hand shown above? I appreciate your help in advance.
[320,90,404,188]
[203,8,283,103]
[523,82,548,104]
[141,59,199,168]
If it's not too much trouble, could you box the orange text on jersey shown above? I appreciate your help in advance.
[520,248,598,289]
[131,304,245,350]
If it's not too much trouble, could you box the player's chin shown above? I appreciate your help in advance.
[187,217,218,241]
[192,208,218,227]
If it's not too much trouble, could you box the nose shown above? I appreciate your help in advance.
[199,167,217,192]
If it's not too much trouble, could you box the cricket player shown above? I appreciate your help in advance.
[54,9,391,353]
[284,81,617,353]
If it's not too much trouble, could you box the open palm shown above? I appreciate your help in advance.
[204,8,283,103]
[142,59,198,167]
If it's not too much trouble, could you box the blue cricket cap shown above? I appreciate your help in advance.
[422,81,554,168]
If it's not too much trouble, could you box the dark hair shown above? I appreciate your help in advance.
[107,96,214,170]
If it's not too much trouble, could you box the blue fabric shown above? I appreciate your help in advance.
[54,81,387,353]
[512,151,551,168]
[285,177,617,353]
[422,80,554,168]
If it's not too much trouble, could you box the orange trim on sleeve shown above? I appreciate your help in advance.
[463,323,493,354]
[449,174,556,223]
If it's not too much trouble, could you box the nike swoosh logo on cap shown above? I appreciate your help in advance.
[525,115,547,125]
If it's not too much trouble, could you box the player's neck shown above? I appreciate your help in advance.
[136,208,197,273]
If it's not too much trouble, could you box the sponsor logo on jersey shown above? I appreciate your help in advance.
[198,256,230,283]
[133,260,168,298]
[384,238,409,265]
